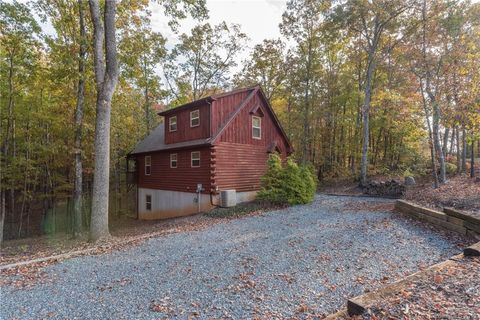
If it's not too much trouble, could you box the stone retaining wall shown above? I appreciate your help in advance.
[395,200,480,239]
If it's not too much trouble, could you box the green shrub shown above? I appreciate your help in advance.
[257,154,317,205]
[446,162,457,174]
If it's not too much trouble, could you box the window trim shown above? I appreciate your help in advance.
[144,156,151,175]
[169,116,177,132]
[170,153,178,168]
[191,151,200,168]
[252,116,262,140]
[145,194,152,211]
[190,109,200,127]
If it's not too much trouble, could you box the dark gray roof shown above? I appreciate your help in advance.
[129,123,211,155]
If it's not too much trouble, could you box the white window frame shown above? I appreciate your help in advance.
[170,153,178,168]
[144,156,151,175]
[190,109,200,127]
[252,116,261,140]
[169,116,177,132]
[191,151,200,168]
[145,194,152,211]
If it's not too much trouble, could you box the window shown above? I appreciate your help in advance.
[169,116,177,132]
[170,153,178,168]
[144,156,151,175]
[191,151,200,167]
[145,194,152,211]
[252,116,261,139]
[190,109,200,127]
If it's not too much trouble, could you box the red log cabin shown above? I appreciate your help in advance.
[128,86,293,219]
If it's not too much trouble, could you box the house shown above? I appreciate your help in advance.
[128,86,293,220]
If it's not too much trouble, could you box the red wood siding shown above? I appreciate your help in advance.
[211,90,250,135]
[137,147,211,193]
[212,142,286,192]
[164,103,210,144]
[218,92,290,153]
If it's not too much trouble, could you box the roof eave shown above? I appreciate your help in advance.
[158,97,216,116]
[128,142,212,156]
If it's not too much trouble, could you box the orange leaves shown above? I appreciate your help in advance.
[433,274,444,285]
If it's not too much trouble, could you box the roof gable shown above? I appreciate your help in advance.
[158,86,256,117]
[210,86,293,153]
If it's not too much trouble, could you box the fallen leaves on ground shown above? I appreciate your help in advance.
[0,215,226,288]
[405,175,480,216]
[360,257,480,320]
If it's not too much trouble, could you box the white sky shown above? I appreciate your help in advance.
[150,0,286,44]
[149,0,287,67]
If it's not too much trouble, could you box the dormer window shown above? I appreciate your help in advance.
[252,116,261,139]
[190,110,200,127]
[169,116,177,132]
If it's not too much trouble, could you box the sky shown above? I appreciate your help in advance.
[149,0,287,48]
[148,0,288,68]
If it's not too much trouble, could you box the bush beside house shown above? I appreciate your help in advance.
[258,154,317,205]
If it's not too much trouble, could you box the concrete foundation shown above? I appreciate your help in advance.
[138,188,258,220]
[138,188,214,220]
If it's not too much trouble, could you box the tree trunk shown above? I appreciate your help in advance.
[143,56,152,133]
[0,191,5,245]
[421,0,445,184]
[449,126,456,156]
[1,52,16,245]
[73,0,87,237]
[471,138,475,178]
[456,127,461,173]
[301,39,313,164]
[442,127,449,158]
[431,98,446,183]
[89,0,119,242]
[461,128,467,174]
[420,83,439,188]
[351,48,362,176]
[360,49,376,186]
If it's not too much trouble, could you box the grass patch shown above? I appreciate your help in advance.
[205,200,285,219]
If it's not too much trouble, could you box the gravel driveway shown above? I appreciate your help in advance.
[1,195,468,319]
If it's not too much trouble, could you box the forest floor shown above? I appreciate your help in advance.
[353,256,480,320]
[405,174,480,216]
[319,173,480,216]
[1,195,471,319]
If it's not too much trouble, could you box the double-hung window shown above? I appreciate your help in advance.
[190,110,200,127]
[191,151,200,167]
[170,153,178,168]
[169,116,177,132]
[252,116,261,139]
[144,156,151,175]
[145,194,152,211]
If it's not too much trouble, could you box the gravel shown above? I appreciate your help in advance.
[0,195,469,319]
